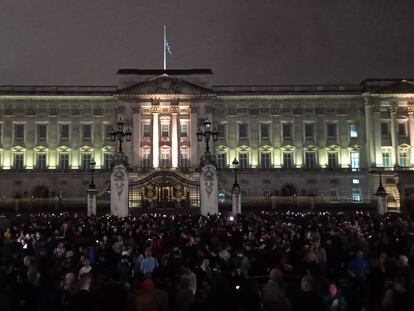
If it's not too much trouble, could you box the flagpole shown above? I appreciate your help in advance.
[163,25,166,70]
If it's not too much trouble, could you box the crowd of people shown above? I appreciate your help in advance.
[0,211,414,311]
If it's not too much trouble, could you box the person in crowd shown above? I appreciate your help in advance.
[293,275,325,311]
[195,257,212,289]
[68,272,95,311]
[261,268,292,311]
[130,278,169,311]
[175,275,195,311]
[348,251,369,310]
[323,282,348,311]
[140,248,159,278]
[382,277,411,311]
[181,266,197,295]
[1,211,414,310]
[79,257,93,277]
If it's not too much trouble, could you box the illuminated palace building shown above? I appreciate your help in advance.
[1,69,414,211]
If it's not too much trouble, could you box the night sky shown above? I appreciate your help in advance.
[1,0,414,86]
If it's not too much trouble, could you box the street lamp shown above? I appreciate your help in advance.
[232,158,241,215]
[232,158,240,190]
[196,119,218,154]
[375,171,387,197]
[89,158,96,189]
[110,118,132,154]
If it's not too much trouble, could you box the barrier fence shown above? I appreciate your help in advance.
[0,195,376,215]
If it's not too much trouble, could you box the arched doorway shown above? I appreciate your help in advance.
[32,186,50,198]
[281,184,297,197]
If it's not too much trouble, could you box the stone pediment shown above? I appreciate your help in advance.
[118,74,213,97]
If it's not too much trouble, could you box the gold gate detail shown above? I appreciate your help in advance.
[129,170,200,209]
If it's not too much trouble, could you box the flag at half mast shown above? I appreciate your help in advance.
[163,25,172,70]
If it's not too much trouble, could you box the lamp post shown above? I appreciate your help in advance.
[375,170,388,215]
[89,158,96,189]
[87,158,97,216]
[110,118,132,154]
[197,119,218,164]
[197,118,219,215]
[109,118,131,218]
[232,158,239,189]
[232,158,241,215]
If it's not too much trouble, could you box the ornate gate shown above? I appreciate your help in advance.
[129,170,200,209]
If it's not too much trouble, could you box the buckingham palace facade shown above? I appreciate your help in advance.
[1,69,414,212]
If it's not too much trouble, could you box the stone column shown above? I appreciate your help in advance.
[408,111,414,166]
[364,102,375,167]
[377,194,387,215]
[132,105,141,168]
[110,153,129,217]
[374,107,382,167]
[190,105,198,167]
[87,187,97,216]
[272,114,281,167]
[171,112,178,168]
[232,186,241,215]
[152,112,159,168]
[200,163,219,215]
[295,118,303,168]
[390,106,398,167]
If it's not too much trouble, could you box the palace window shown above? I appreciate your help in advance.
[261,152,271,169]
[143,123,151,138]
[327,123,337,139]
[142,149,151,168]
[305,151,316,169]
[239,153,249,169]
[352,188,362,202]
[349,123,358,138]
[103,153,113,170]
[350,151,360,171]
[217,153,227,168]
[260,124,269,139]
[329,188,338,200]
[282,123,291,139]
[14,124,24,141]
[180,150,189,168]
[104,124,113,140]
[59,153,69,170]
[381,122,389,137]
[239,124,248,139]
[180,122,188,138]
[283,152,293,168]
[60,124,70,140]
[398,123,407,137]
[327,152,338,169]
[161,124,169,138]
[161,154,170,167]
[37,124,47,141]
[218,124,226,139]
[82,124,92,141]
[382,151,391,168]
[81,153,92,170]
[399,151,409,167]
[36,153,47,170]
[14,153,24,170]
[304,123,314,139]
